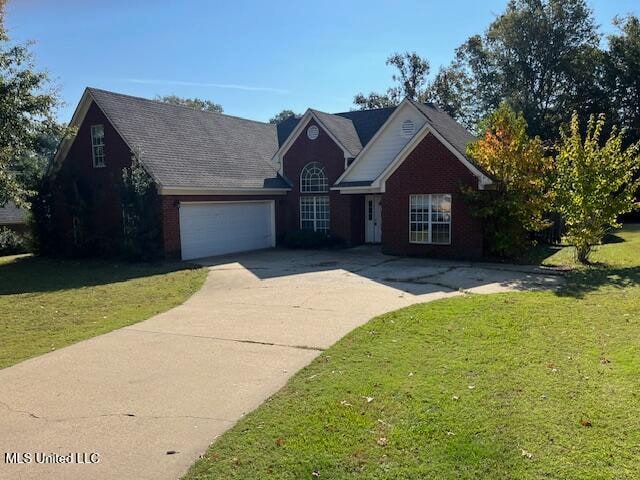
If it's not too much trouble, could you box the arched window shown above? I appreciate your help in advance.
[300,162,328,193]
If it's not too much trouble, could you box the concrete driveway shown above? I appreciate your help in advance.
[0,247,562,480]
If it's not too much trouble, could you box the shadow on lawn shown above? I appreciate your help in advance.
[0,255,199,295]
[557,266,640,298]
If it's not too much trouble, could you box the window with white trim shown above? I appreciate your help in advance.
[300,196,329,233]
[300,161,328,193]
[91,124,105,168]
[409,194,452,244]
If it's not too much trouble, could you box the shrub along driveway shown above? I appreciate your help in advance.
[0,248,561,480]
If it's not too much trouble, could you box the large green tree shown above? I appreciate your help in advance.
[353,52,430,109]
[605,15,640,144]
[432,0,605,138]
[0,2,61,207]
[554,113,640,263]
[155,94,223,113]
[268,109,300,124]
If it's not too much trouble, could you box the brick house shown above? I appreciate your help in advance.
[48,88,493,260]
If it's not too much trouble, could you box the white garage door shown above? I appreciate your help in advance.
[179,201,275,260]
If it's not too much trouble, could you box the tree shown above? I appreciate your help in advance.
[268,109,300,124]
[433,0,604,138]
[605,15,640,145]
[463,103,554,257]
[155,95,223,113]
[14,127,64,194]
[554,113,640,263]
[353,52,430,109]
[0,3,61,208]
[427,64,477,129]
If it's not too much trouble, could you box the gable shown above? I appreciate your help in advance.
[281,118,347,188]
[337,101,426,183]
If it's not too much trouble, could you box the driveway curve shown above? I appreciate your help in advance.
[0,247,562,480]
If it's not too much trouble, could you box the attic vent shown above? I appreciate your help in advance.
[401,119,415,138]
[307,125,319,140]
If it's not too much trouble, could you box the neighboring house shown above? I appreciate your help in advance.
[49,88,493,260]
[0,202,28,234]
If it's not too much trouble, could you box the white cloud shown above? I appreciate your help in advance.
[116,78,289,94]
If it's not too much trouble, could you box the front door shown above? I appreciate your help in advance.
[365,195,382,243]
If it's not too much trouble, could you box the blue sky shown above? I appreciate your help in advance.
[6,0,639,123]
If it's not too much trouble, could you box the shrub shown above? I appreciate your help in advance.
[282,229,343,249]
[0,227,29,255]
[463,103,554,258]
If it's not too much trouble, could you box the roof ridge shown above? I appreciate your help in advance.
[86,87,274,128]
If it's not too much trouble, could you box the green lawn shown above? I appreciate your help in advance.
[0,255,207,369]
[185,225,640,480]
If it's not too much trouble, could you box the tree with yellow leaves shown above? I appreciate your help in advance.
[464,103,555,257]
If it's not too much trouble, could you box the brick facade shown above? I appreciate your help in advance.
[50,101,134,255]
[281,119,363,245]
[51,101,484,260]
[382,133,483,258]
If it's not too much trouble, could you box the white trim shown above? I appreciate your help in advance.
[159,186,289,196]
[423,125,492,189]
[335,98,493,190]
[374,123,431,191]
[272,109,355,171]
[375,124,492,191]
[331,186,381,194]
[334,99,422,185]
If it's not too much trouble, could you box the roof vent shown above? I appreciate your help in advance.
[401,119,415,138]
[307,125,319,140]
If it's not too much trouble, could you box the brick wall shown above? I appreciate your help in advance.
[51,101,134,255]
[281,119,363,245]
[382,133,483,258]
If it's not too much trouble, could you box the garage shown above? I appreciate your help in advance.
[179,201,275,260]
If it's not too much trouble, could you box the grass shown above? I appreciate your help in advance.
[0,255,207,369]
[184,225,640,480]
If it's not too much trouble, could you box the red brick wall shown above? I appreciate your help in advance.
[382,133,483,258]
[51,101,135,254]
[281,119,363,245]
[160,194,287,258]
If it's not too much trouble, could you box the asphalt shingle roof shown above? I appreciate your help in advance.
[309,109,363,157]
[0,202,27,225]
[407,100,476,161]
[88,88,288,190]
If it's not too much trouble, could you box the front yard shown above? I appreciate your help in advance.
[0,255,207,369]
[185,225,640,479]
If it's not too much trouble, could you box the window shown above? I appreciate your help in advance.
[91,124,105,168]
[409,194,451,244]
[300,162,328,193]
[300,196,329,232]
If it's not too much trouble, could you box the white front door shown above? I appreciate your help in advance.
[365,195,382,243]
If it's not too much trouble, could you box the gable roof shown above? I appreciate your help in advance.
[407,99,477,164]
[275,107,395,151]
[0,202,27,225]
[58,88,290,192]
[309,109,363,157]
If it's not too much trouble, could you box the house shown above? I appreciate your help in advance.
[0,202,28,234]
[48,88,493,260]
